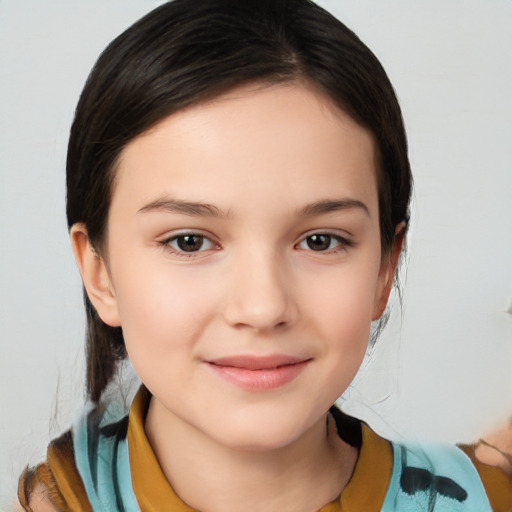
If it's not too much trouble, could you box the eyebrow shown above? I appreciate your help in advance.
[138,197,226,217]
[297,199,370,217]
[138,197,369,218]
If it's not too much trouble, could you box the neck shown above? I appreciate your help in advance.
[145,400,358,512]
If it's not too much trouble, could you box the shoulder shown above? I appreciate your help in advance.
[18,431,91,512]
[380,436,512,512]
[18,391,142,512]
[330,405,510,512]
[459,441,512,512]
[334,405,512,512]
[69,399,138,510]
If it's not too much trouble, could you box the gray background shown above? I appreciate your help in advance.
[1,1,511,507]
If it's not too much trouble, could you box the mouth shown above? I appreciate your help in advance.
[206,355,311,391]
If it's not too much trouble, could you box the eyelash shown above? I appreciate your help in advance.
[159,232,219,259]
[159,231,353,258]
[296,232,354,253]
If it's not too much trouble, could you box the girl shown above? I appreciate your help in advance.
[14,0,511,510]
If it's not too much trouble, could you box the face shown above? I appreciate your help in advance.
[82,83,395,451]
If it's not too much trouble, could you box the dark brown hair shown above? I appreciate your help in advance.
[66,0,412,403]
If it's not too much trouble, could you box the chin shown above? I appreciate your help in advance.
[219,431,300,453]
[207,410,318,453]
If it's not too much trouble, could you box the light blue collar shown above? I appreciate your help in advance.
[381,439,491,511]
[73,402,140,511]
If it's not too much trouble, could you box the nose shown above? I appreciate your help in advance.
[222,248,297,332]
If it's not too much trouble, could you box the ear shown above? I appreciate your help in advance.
[372,222,406,321]
[70,223,121,327]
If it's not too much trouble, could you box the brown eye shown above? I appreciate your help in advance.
[166,233,215,254]
[298,233,352,253]
[176,234,205,252]
[306,234,332,251]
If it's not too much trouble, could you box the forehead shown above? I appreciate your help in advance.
[113,83,378,216]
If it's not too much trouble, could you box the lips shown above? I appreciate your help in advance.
[206,354,311,391]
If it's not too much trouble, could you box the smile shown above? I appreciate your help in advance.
[206,355,311,391]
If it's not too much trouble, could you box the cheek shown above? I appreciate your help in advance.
[306,259,381,336]
[110,256,221,364]
[316,284,375,392]
[300,255,381,385]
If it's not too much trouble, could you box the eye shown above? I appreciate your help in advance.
[297,233,351,252]
[166,233,216,253]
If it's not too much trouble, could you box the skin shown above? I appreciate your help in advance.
[71,82,403,512]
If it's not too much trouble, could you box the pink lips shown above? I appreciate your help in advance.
[206,355,310,391]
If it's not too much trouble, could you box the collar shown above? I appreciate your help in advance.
[127,387,393,511]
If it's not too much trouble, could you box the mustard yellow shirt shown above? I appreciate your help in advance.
[19,387,512,511]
